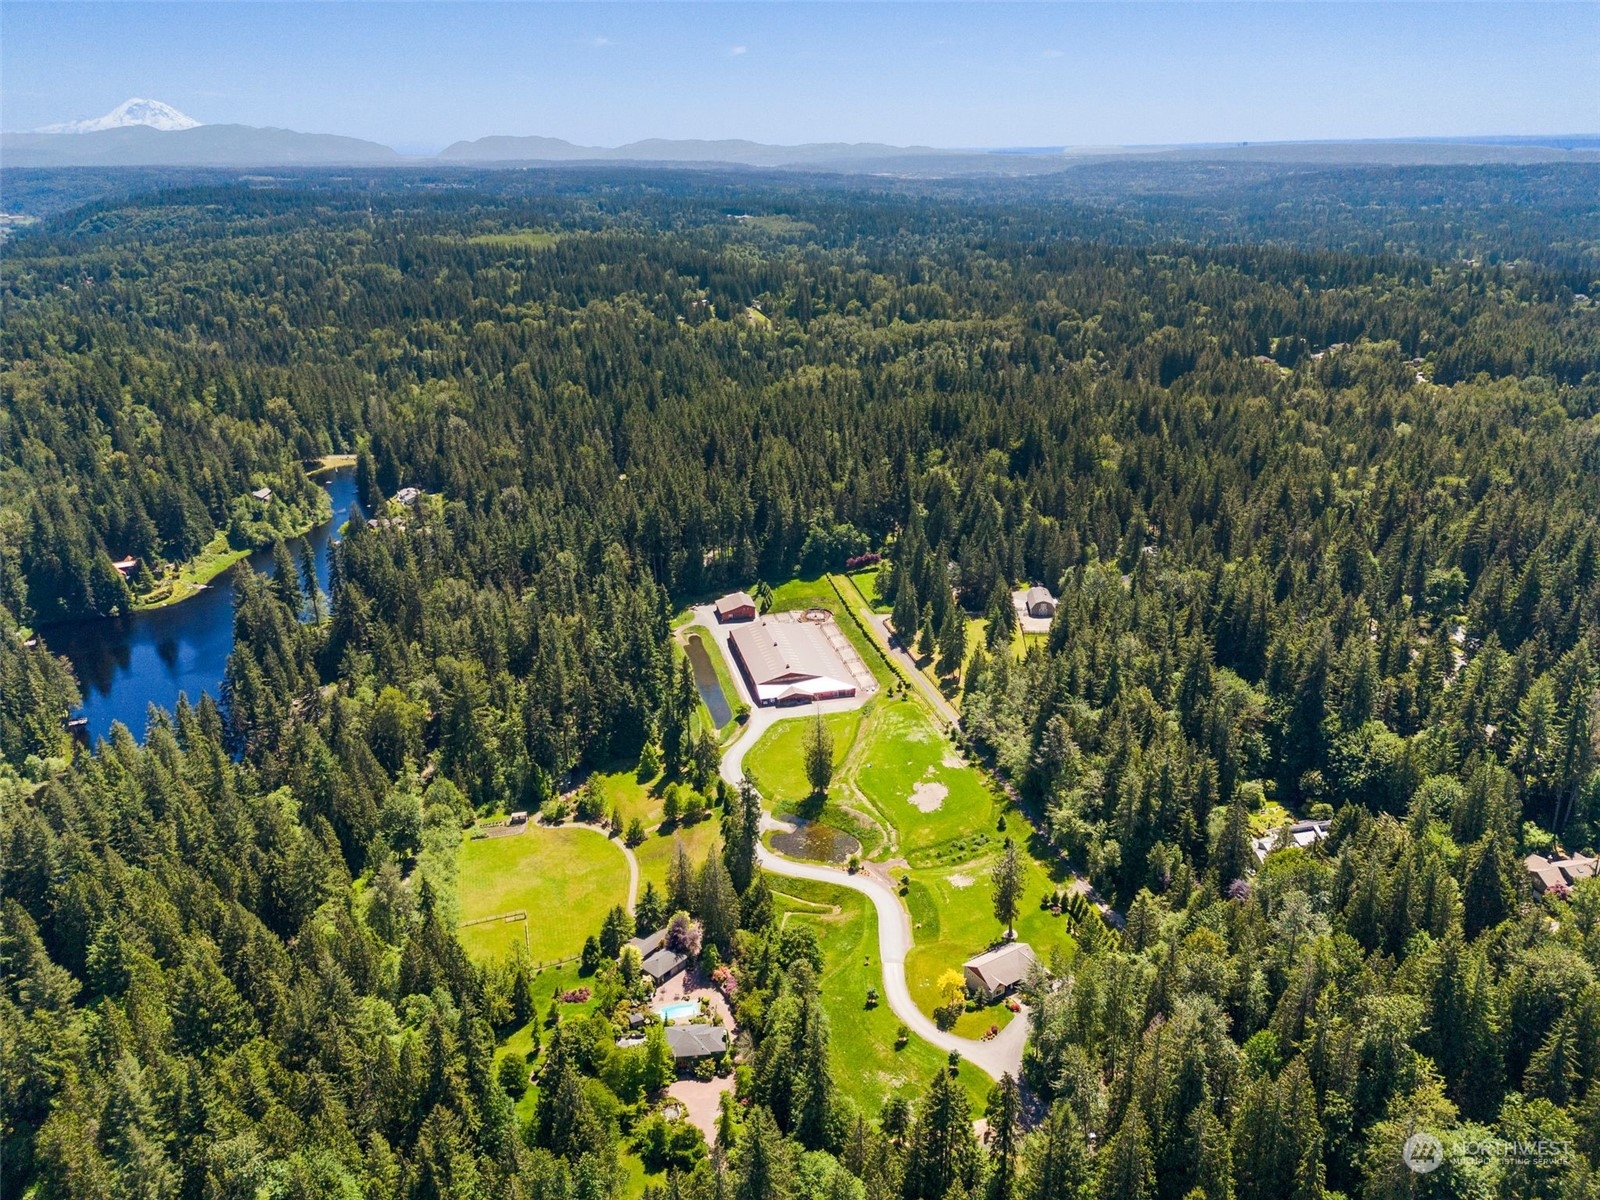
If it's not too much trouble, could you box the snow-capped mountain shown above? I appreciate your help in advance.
[38,98,201,135]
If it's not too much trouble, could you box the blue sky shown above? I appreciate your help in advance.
[4,3,1595,153]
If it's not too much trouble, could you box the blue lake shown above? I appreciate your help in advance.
[43,469,360,743]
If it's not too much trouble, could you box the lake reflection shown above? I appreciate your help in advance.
[41,469,359,743]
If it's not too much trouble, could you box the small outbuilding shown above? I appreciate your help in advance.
[714,591,758,623]
[642,948,689,986]
[250,487,274,502]
[111,556,140,578]
[665,1024,728,1063]
[963,942,1038,1000]
[1024,587,1057,619]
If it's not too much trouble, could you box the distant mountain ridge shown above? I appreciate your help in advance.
[3,124,400,168]
[5,98,1596,172]
[436,135,951,166]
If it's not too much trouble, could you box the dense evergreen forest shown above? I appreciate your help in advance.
[3,163,1599,1200]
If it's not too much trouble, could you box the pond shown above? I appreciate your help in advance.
[683,629,734,728]
[40,469,361,744]
[769,822,861,865]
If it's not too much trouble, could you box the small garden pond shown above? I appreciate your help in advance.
[770,822,861,864]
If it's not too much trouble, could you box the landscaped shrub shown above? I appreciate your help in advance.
[561,986,592,1003]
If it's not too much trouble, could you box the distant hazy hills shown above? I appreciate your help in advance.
[436,135,950,166]
[3,125,401,168]
[5,98,1597,172]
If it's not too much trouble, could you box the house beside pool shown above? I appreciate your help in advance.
[665,1024,728,1063]
[642,948,688,986]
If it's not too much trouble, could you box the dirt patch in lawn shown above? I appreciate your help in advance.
[947,873,975,889]
[909,781,949,813]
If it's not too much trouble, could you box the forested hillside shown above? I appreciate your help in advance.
[2,165,1599,1199]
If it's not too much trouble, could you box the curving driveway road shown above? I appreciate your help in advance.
[703,644,1026,1082]
[753,838,1028,1080]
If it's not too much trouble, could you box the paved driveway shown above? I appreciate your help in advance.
[753,840,1027,1081]
[684,605,870,788]
[701,602,1027,1082]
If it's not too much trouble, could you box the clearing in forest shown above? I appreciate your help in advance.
[456,824,630,964]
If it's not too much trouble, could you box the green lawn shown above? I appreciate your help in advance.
[135,531,254,610]
[457,825,630,964]
[743,707,865,813]
[589,761,664,830]
[635,817,721,895]
[488,960,592,1126]
[770,877,992,1115]
[852,698,1003,865]
[902,850,1075,1034]
[847,566,893,613]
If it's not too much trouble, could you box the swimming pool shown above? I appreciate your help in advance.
[656,1001,700,1024]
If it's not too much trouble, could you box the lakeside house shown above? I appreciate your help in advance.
[714,591,757,622]
[393,487,423,506]
[963,942,1038,1000]
[111,556,140,578]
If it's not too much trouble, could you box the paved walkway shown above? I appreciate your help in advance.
[866,613,961,729]
[751,838,1026,1080]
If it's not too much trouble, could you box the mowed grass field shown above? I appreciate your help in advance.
[771,877,992,1114]
[902,847,1075,1036]
[852,697,1002,864]
[635,817,722,894]
[456,825,630,964]
[743,707,864,813]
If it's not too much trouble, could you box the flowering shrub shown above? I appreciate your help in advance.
[845,552,881,570]
[712,965,738,998]
[560,987,591,1003]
